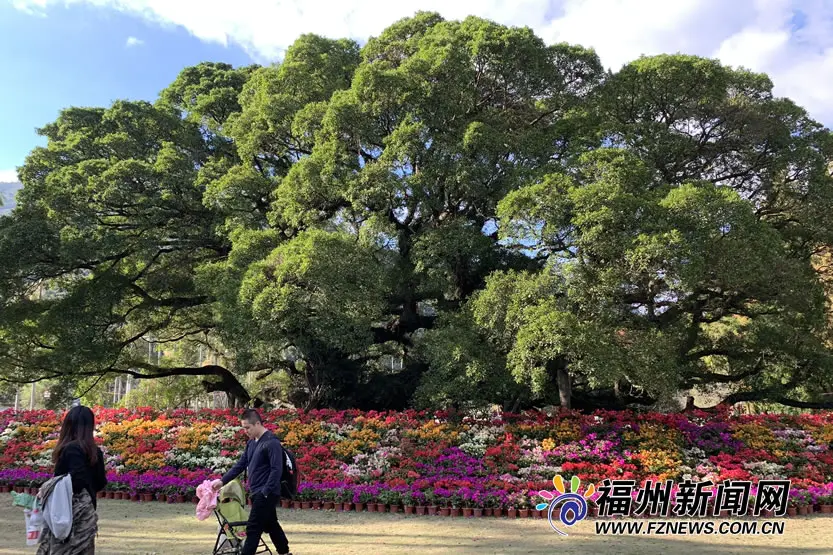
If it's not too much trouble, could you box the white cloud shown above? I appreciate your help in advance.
[0,169,20,183]
[10,0,833,125]
[125,36,144,47]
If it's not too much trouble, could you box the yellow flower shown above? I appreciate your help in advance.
[731,423,777,451]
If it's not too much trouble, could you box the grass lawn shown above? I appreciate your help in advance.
[2,496,832,554]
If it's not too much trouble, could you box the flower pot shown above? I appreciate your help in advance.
[157,494,167,503]
[342,503,352,511]
[427,505,437,516]
[176,495,185,503]
[463,508,473,518]
[787,507,798,517]
[822,505,833,514]
[292,501,301,510]
[799,506,809,516]
[507,508,517,518]
[493,508,503,517]
[519,509,529,518]
[113,492,123,500]
[366,503,376,512]
[0,486,10,493]
[404,505,414,515]
[483,508,493,517]
[141,493,153,502]
[131,494,140,502]
[96,490,105,499]
[301,502,311,510]
[312,501,322,510]
[376,503,386,513]
[106,491,115,499]
[193,496,200,504]
[440,507,450,517]
[281,499,291,509]
[389,504,400,513]
[354,502,364,512]
[323,502,334,510]
[473,508,483,517]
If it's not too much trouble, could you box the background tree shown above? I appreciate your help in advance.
[1,14,831,412]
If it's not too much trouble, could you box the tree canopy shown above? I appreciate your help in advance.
[1,12,832,412]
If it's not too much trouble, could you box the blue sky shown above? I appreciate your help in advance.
[1,0,832,182]
[0,2,251,176]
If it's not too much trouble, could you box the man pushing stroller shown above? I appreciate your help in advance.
[211,409,292,555]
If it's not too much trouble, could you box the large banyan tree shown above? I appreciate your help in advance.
[1,12,833,411]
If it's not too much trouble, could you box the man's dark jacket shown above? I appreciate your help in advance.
[221,430,283,499]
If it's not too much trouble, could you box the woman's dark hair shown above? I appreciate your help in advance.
[53,405,99,466]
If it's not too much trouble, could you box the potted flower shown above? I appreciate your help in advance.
[424,490,438,516]
[517,491,531,518]
[471,491,484,518]
[460,489,474,518]
[372,488,386,513]
[448,492,462,517]
[491,491,506,518]
[155,480,167,503]
[412,489,427,516]
[299,485,312,510]
[384,488,402,514]
[480,491,494,517]
[137,478,153,503]
[401,489,415,515]
[820,490,833,514]
[174,482,187,503]
[787,489,807,517]
[434,489,451,517]
[116,481,130,501]
[338,485,353,512]
[506,492,518,518]
[185,484,197,504]
[355,485,375,512]
[308,484,322,511]
[167,483,180,503]
[321,488,335,511]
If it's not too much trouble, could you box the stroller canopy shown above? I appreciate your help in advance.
[220,480,246,507]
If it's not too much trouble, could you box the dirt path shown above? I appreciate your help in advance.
[1,496,832,554]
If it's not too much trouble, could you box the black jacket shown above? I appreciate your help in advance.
[54,443,107,509]
[221,430,283,499]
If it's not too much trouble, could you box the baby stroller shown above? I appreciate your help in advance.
[212,480,272,555]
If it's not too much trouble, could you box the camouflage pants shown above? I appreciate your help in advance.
[36,490,98,555]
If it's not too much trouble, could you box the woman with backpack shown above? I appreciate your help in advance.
[37,404,107,554]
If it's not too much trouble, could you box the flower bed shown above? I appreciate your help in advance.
[2,406,833,515]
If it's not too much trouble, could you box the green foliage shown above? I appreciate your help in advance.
[413,307,522,410]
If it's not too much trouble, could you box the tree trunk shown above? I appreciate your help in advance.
[556,365,571,409]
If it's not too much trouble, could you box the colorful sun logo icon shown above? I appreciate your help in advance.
[537,475,596,536]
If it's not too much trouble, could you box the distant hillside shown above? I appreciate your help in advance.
[0,181,21,216]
